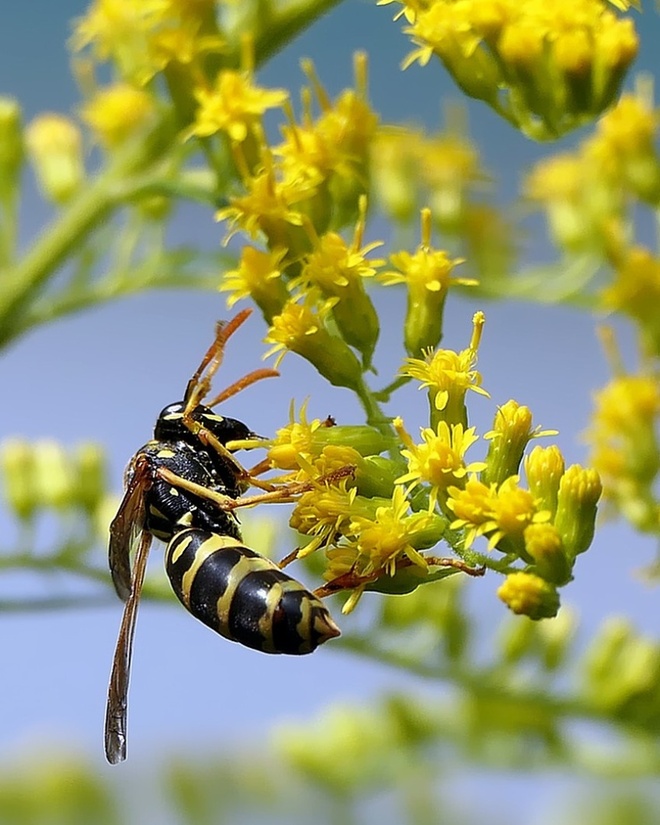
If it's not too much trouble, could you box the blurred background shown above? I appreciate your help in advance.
[1,2,660,823]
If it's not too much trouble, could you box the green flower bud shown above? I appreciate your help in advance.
[311,424,391,457]
[0,439,36,521]
[33,440,74,510]
[353,455,402,499]
[26,114,84,204]
[73,442,108,514]
[498,615,536,664]
[538,608,576,671]
[584,619,660,714]
[554,464,602,559]
[0,97,23,200]
[497,571,560,620]
[583,617,633,689]
[330,283,379,369]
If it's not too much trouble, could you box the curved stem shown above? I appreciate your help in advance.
[0,127,171,348]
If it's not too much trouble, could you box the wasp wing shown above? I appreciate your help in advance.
[109,455,153,602]
[104,528,152,764]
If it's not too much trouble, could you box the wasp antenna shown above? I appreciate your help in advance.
[217,308,252,347]
[183,310,255,411]
[207,368,279,408]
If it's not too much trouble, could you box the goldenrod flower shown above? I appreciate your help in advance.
[397,0,638,139]
[268,402,332,471]
[33,440,75,511]
[602,247,660,356]
[381,209,474,356]
[72,0,223,87]
[328,487,434,590]
[402,310,488,429]
[371,127,421,222]
[497,571,560,620]
[447,475,549,555]
[586,371,660,531]
[264,296,363,390]
[372,123,483,227]
[220,246,289,322]
[216,164,313,256]
[190,70,287,143]
[80,83,155,147]
[293,209,382,367]
[289,484,361,557]
[586,91,660,203]
[395,417,485,514]
[74,443,108,514]
[292,54,378,224]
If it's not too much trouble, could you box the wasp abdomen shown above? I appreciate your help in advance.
[165,529,340,655]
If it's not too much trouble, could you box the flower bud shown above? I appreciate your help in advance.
[26,114,84,203]
[524,445,565,518]
[74,442,108,514]
[329,283,379,370]
[33,440,74,511]
[498,615,536,664]
[312,425,390,457]
[0,439,36,521]
[538,608,576,671]
[354,455,401,499]
[81,83,155,148]
[554,465,602,559]
[0,97,23,199]
[497,571,560,620]
[482,401,535,486]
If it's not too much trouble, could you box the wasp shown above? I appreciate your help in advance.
[104,310,341,764]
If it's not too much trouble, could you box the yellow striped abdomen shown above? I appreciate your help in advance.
[164,529,340,655]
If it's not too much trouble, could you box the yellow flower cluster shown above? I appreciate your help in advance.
[256,310,601,618]
[526,90,660,262]
[72,0,224,87]
[586,370,660,533]
[386,0,638,139]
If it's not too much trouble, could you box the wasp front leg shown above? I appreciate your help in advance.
[157,464,356,512]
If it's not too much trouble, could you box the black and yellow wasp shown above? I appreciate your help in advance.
[104,310,340,764]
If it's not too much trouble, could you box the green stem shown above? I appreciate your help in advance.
[353,374,392,436]
[0,127,170,348]
[0,192,18,268]
[224,0,345,68]
[337,634,641,737]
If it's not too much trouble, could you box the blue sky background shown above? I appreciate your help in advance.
[1,2,659,821]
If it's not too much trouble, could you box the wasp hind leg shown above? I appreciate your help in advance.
[313,555,486,599]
